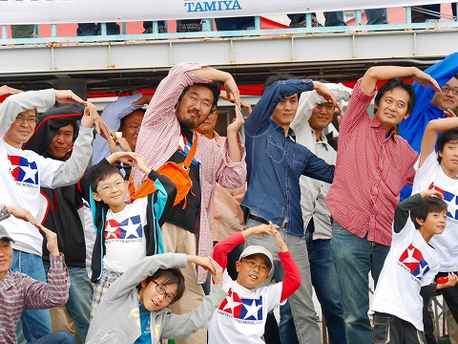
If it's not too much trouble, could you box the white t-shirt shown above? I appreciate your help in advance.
[369,218,439,331]
[0,139,63,255]
[207,270,284,344]
[412,152,458,272]
[102,197,147,273]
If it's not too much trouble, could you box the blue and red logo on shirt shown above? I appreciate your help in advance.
[8,155,38,184]
[104,215,143,240]
[398,243,430,281]
[428,182,458,220]
[218,288,263,322]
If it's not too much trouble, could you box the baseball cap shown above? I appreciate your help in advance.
[0,224,15,243]
[239,245,274,272]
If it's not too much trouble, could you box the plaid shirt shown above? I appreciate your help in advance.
[0,254,70,343]
[133,62,246,283]
[0,204,10,221]
[326,79,418,246]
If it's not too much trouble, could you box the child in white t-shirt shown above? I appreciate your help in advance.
[84,151,176,316]
[412,114,458,339]
[208,223,301,344]
[370,190,457,343]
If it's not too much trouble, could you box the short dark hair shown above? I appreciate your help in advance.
[178,82,221,107]
[89,164,123,193]
[137,268,185,303]
[120,108,145,127]
[410,196,448,229]
[374,78,416,115]
[263,73,304,103]
[437,128,458,164]
[263,73,297,94]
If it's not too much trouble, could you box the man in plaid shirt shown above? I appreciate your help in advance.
[132,62,246,344]
[0,221,73,344]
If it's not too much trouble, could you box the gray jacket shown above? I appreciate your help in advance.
[86,253,227,344]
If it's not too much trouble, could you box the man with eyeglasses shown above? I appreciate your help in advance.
[131,62,246,344]
[0,85,108,343]
[399,52,458,173]
[92,93,152,168]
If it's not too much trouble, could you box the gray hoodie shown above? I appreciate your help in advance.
[86,253,227,344]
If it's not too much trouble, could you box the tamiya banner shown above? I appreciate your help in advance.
[0,0,453,25]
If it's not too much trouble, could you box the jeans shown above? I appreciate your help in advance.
[278,296,299,344]
[246,218,321,344]
[423,271,458,344]
[324,12,347,26]
[43,262,93,342]
[276,232,347,344]
[365,8,389,25]
[30,331,76,344]
[288,12,345,26]
[11,250,51,342]
[330,221,390,344]
[373,312,426,344]
[306,232,347,344]
[215,17,255,30]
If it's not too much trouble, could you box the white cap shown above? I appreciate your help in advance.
[239,245,274,272]
[0,224,15,243]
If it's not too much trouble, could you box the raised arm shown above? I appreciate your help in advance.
[361,66,440,96]
[51,103,101,188]
[420,114,458,167]
[190,67,240,106]
[92,94,145,164]
[393,190,443,233]
[270,229,301,302]
[0,85,21,97]
[226,106,244,162]
[25,225,70,310]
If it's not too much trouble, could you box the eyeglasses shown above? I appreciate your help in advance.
[14,115,38,125]
[241,260,270,273]
[186,93,213,109]
[152,279,176,303]
[96,180,125,194]
[122,123,141,131]
[441,86,458,96]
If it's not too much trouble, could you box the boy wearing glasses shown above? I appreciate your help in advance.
[86,252,227,344]
[207,223,301,343]
[84,151,176,316]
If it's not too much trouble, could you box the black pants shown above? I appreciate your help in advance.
[423,272,458,344]
[373,312,426,344]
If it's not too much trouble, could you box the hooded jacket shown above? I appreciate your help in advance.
[86,253,226,344]
[81,158,177,282]
[24,104,87,267]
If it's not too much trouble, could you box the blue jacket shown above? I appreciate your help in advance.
[242,78,334,236]
[81,159,176,282]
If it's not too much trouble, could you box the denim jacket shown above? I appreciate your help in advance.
[242,78,334,236]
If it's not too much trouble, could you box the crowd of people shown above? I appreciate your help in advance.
[1,51,458,344]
